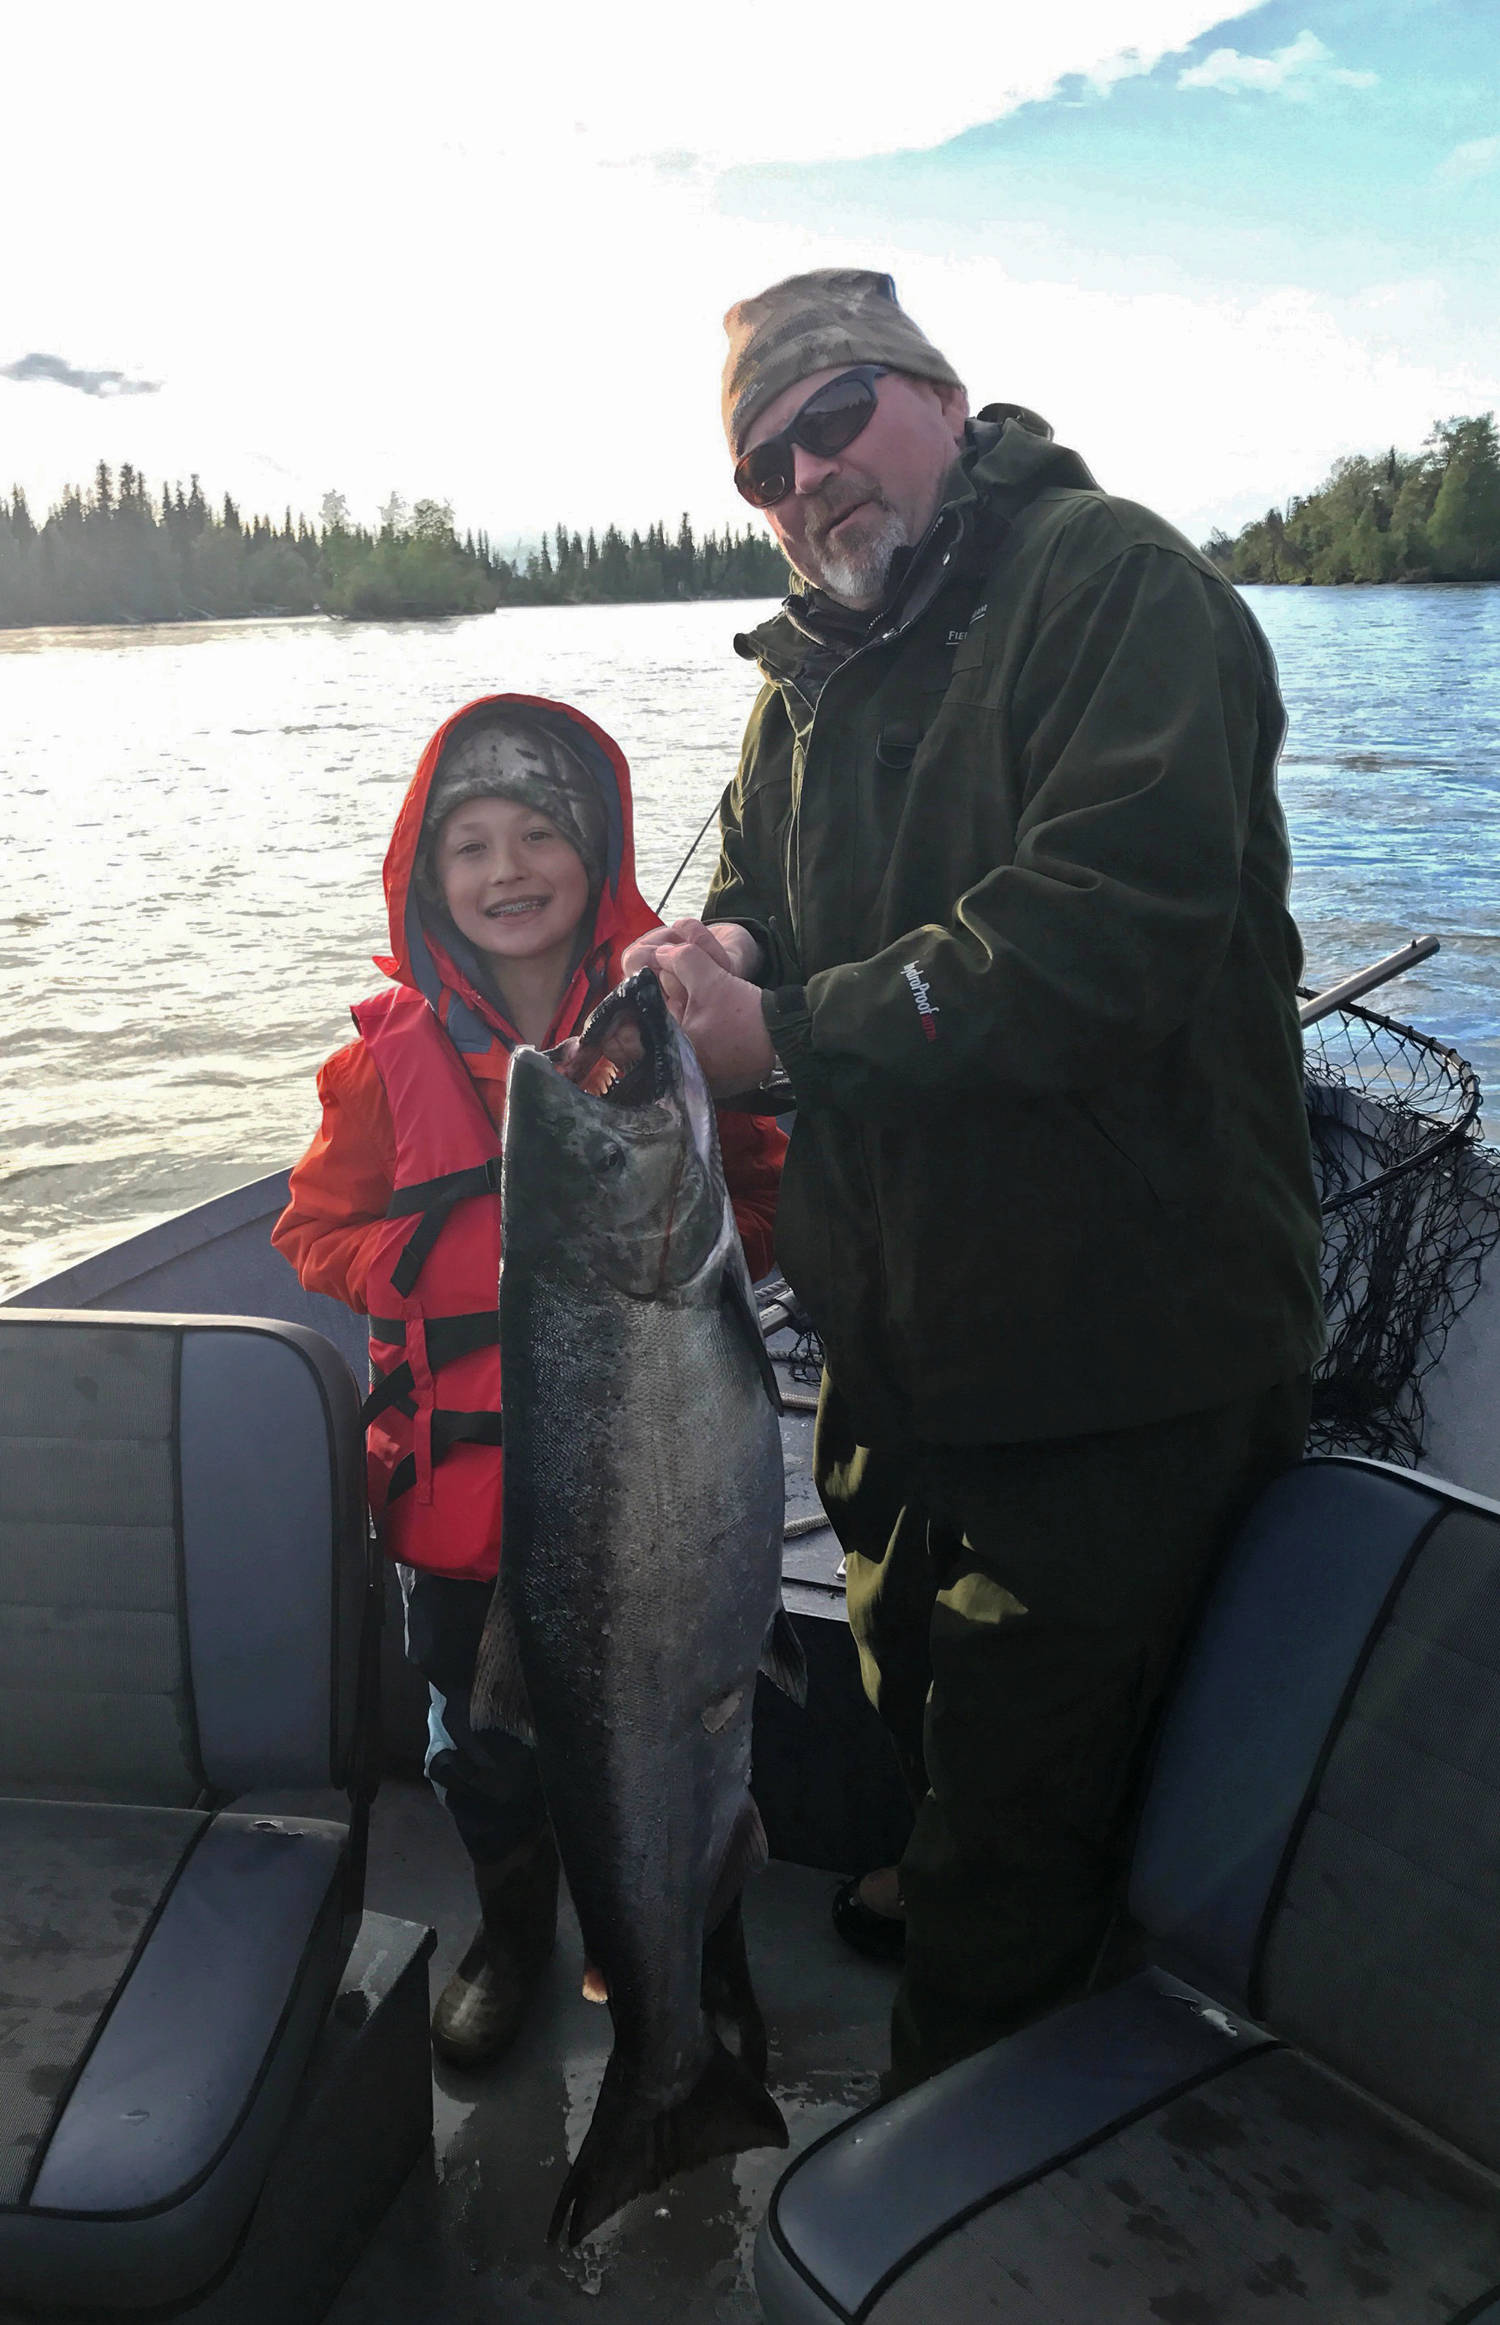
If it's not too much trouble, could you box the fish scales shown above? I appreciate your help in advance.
[473,970,799,2246]
[510,1280,780,2081]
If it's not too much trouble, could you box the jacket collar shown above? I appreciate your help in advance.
[735,413,1097,688]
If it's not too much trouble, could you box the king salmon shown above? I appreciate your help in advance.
[472,969,804,2245]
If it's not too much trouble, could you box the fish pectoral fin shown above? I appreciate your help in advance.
[470,1587,537,1745]
[759,1606,808,1707]
[705,1794,769,1935]
[701,1685,744,1734]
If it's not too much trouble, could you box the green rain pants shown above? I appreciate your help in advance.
[815,1371,1312,2092]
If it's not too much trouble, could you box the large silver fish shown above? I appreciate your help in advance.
[472,970,804,2246]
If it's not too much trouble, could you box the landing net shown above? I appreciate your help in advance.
[1304,1000,1500,1464]
[758,1003,1500,1471]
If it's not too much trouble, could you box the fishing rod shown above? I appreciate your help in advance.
[1299,935,1440,1028]
[653,799,722,917]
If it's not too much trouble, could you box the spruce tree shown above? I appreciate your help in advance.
[1427,416,1500,581]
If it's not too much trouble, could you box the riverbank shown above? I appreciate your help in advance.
[0,471,788,630]
[1205,416,1500,586]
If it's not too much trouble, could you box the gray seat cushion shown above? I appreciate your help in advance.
[0,1801,206,2206]
[0,1804,350,2311]
[0,1313,370,1809]
[1130,1459,1447,2004]
[862,2047,1500,2325]
[1259,1500,1500,2167]
[757,1970,1270,2325]
[759,1989,1500,2325]
[0,1325,202,1804]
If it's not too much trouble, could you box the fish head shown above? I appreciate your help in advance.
[502,970,729,1301]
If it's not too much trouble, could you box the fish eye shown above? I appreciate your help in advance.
[598,1146,626,1173]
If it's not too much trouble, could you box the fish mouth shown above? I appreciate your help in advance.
[544,969,679,1107]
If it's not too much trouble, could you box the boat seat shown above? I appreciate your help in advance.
[757,1456,1500,2325]
[0,1311,403,2319]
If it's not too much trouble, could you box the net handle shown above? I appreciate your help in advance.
[1299,936,1440,1028]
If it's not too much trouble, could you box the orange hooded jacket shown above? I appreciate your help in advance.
[273,694,786,1577]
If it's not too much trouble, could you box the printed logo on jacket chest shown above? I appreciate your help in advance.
[903,961,940,1043]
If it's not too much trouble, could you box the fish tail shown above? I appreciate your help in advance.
[548,2037,787,2247]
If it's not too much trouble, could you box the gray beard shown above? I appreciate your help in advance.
[799,502,909,610]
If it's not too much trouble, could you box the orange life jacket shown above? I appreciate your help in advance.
[354,983,509,1580]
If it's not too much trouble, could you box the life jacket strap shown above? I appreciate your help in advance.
[384,1159,504,1296]
[384,1158,504,1218]
[384,1409,505,1504]
[361,1311,499,1426]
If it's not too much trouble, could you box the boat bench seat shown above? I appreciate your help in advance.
[0,1312,411,2320]
[758,1458,1500,2325]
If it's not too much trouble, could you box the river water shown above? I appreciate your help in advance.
[3,584,1498,1298]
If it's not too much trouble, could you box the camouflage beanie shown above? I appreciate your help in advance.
[415,715,608,907]
[721,268,963,457]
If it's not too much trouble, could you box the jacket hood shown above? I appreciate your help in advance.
[376,693,654,1055]
[965,407,1095,499]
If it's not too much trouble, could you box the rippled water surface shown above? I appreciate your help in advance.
[3,585,1497,1295]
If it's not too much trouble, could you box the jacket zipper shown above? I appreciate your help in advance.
[770,506,969,1384]
[779,506,968,956]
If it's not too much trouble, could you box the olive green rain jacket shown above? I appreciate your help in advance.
[708,413,1326,1446]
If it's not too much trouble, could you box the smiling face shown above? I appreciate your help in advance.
[435,793,592,982]
[743,365,969,608]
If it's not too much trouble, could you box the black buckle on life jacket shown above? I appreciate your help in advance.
[384,1158,503,1296]
[361,1310,500,1427]
[383,1409,505,1504]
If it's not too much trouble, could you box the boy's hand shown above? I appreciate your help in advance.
[622,918,763,983]
[655,944,776,1096]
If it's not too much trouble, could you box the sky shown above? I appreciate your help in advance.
[3,0,1497,549]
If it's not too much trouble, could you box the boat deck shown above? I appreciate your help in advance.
[331,1781,894,2324]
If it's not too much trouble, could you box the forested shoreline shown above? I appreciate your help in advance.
[9,415,1498,628]
[1205,414,1500,585]
[0,468,790,628]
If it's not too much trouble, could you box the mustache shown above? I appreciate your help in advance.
[806,477,889,548]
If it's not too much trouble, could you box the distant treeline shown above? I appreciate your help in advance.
[0,467,790,628]
[1205,414,1500,585]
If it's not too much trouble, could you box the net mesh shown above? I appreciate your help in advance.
[1304,1000,1500,1464]
[757,1277,827,1386]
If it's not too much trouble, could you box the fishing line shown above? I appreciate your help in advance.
[653,798,721,917]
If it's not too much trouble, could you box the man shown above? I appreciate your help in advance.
[625,267,1324,2093]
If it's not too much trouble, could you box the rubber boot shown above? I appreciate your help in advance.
[431,1826,560,2068]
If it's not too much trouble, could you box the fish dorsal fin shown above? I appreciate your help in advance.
[759,1605,808,1705]
[705,1795,770,1936]
[470,1586,537,1745]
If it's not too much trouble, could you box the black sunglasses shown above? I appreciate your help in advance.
[734,365,889,509]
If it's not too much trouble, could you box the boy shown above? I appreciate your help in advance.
[274,694,784,2067]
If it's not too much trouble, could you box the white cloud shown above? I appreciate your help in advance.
[7,0,1491,552]
[1179,29,1377,97]
[1437,135,1500,185]
[6,1,1247,177]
